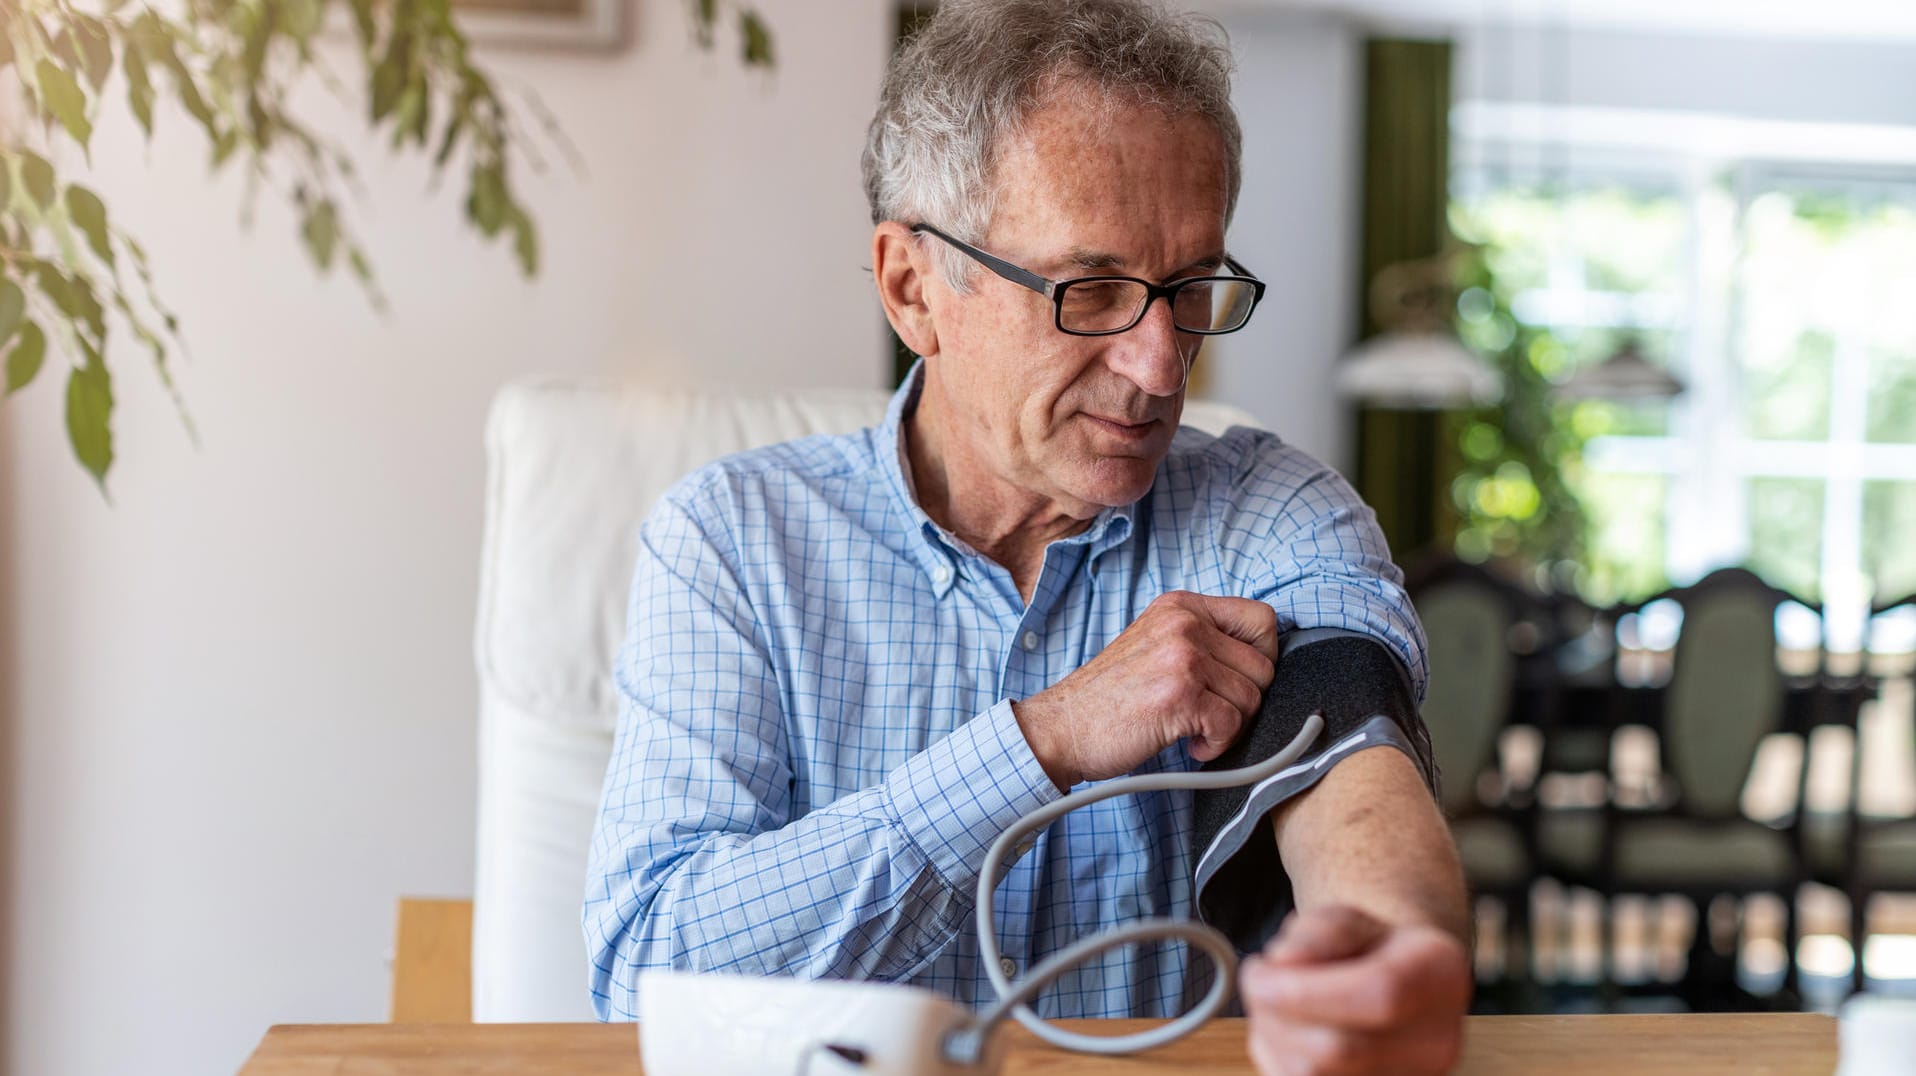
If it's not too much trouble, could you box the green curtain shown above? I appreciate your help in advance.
[1353,38,1458,563]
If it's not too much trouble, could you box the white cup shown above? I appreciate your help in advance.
[1837,994,1916,1076]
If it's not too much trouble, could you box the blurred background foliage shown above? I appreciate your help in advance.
[1447,171,1916,609]
[1448,183,1687,606]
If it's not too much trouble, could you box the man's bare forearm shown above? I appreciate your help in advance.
[1269,746,1470,943]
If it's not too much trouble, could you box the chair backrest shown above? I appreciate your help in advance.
[1653,568,1796,819]
[471,376,1260,1021]
[1408,560,1519,817]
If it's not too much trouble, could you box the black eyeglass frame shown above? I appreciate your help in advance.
[911,223,1268,337]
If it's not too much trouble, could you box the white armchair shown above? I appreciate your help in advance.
[471,375,1258,1021]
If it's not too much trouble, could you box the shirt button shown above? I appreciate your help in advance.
[1000,957,1018,978]
[932,564,950,584]
[1021,631,1039,651]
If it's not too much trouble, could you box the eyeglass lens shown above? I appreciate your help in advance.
[1057,278,1259,334]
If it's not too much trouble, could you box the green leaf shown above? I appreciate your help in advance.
[739,9,774,68]
[284,0,323,41]
[35,59,93,150]
[433,106,468,168]
[33,263,106,344]
[370,52,406,122]
[122,42,155,136]
[72,17,115,92]
[348,0,377,48]
[5,322,45,394]
[301,200,339,270]
[0,281,23,347]
[241,3,275,87]
[65,186,114,268]
[692,0,718,45]
[211,128,240,167]
[396,75,431,147]
[247,94,275,150]
[466,165,507,235]
[508,206,539,276]
[66,347,115,488]
[19,153,55,209]
[49,29,82,72]
[134,15,217,137]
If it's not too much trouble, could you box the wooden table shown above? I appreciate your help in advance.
[238,1013,1836,1074]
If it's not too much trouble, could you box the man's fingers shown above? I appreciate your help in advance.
[1202,654,1266,719]
[1243,928,1470,1030]
[1203,626,1278,693]
[1259,905,1389,967]
[1192,594,1281,663]
[1185,694,1247,762]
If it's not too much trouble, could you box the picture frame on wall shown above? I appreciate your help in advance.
[452,0,624,49]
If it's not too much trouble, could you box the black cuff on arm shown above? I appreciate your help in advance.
[1190,629,1438,956]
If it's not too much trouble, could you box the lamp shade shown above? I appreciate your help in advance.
[1554,343,1684,401]
[1336,331,1502,410]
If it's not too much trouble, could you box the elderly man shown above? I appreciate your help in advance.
[585,0,1470,1071]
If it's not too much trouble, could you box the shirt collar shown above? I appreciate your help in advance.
[881,359,1137,590]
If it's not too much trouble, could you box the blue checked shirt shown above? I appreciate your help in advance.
[585,366,1427,1021]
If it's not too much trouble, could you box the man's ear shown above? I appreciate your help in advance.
[872,222,940,359]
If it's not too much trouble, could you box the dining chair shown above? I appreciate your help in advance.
[1597,567,1814,1008]
[1839,591,1916,993]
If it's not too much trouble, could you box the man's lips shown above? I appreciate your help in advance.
[1082,414,1162,439]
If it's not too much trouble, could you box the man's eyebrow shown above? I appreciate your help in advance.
[1066,247,1126,272]
[1062,247,1228,277]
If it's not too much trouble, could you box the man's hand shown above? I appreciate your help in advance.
[1238,906,1470,1076]
[1012,591,1279,790]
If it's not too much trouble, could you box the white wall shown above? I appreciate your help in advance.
[0,3,892,1074]
[1206,8,1365,469]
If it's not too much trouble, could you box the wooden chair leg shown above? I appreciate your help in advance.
[1850,889,1869,995]
[1781,885,1801,999]
[1597,890,1620,1010]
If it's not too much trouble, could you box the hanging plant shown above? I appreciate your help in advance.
[0,0,772,492]
[1448,242,1589,583]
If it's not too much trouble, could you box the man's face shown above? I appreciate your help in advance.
[919,94,1231,520]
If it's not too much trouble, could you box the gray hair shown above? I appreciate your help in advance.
[862,0,1242,291]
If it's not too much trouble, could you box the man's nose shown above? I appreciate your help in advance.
[1105,295,1191,397]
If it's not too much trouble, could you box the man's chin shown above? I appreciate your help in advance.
[1073,457,1162,510]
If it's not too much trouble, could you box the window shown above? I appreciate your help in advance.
[1452,115,1916,645]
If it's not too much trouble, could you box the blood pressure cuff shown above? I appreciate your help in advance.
[1190,628,1439,956]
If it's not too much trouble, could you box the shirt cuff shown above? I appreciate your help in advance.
[883,699,1061,893]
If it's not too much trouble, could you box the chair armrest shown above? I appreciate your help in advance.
[391,897,474,1023]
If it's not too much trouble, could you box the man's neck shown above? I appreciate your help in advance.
[904,400,1092,603]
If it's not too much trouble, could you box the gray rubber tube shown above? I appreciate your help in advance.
[948,713,1325,1061]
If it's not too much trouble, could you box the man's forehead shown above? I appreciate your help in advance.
[983,96,1230,272]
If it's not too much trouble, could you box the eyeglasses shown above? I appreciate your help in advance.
[911,223,1266,337]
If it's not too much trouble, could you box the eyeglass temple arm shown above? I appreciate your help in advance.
[910,223,1055,297]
